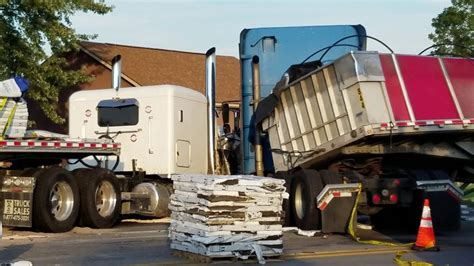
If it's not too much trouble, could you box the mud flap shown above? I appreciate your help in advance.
[416,180,463,200]
[316,183,361,233]
[416,180,463,231]
[0,175,36,227]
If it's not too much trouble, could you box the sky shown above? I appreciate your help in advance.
[71,0,451,57]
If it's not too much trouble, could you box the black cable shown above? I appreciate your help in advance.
[301,44,361,64]
[319,35,394,64]
[67,159,81,165]
[98,134,120,171]
[77,154,120,171]
[418,43,474,56]
[271,148,326,169]
[109,155,120,172]
[79,156,101,168]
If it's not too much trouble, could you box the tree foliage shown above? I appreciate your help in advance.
[0,0,112,124]
[428,0,473,57]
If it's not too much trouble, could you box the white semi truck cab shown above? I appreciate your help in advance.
[69,85,208,176]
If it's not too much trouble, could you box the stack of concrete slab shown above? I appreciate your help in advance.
[0,78,29,138]
[169,174,288,263]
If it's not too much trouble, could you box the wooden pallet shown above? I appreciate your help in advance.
[171,250,282,264]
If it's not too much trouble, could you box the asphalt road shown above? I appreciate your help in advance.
[1,217,474,265]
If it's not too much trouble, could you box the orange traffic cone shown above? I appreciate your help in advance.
[412,199,440,251]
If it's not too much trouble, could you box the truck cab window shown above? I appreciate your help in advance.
[97,98,139,127]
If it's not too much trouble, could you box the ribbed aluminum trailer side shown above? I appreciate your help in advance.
[260,51,473,231]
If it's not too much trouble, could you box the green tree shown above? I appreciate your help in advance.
[428,0,473,57]
[0,0,112,124]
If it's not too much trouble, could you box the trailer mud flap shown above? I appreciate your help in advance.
[316,183,361,233]
[416,179,463,231]
[416,180,463,201]
[0,176,35,227]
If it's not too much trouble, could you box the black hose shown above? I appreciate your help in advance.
[301,44,361,64]
[78,155,101,168]
[318,35,394,63]
[67,159,81,165]
[98,134,120,172]
[418,43,474,56]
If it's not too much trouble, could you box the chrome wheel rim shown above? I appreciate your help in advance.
[50,181,75,221]
[294,183,305,219]
[95,180,117,217]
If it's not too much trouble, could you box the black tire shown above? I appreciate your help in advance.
[75,169,122,228]
[319,169,343,185]
[33,168,80,233]
[274,171,291,226]
[291,169,323,230]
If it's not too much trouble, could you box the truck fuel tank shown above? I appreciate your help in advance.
[125,182,172,218]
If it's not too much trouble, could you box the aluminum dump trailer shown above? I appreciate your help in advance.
[259,51,473,231]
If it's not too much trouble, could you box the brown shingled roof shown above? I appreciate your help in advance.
[79,41,241,103]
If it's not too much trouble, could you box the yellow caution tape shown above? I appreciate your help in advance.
[0,98,11,140]
[347,183,414,247]
[0,97,8,112]
[349,184,433,266]
[2,101,18,137]
[393,251,433,266]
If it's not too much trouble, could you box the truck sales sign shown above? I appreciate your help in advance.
[0,176,35,227]
[3,198,31,224]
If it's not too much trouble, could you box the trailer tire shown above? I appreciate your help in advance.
[291,169,323,230]
[320,169,343,185]
[75,169,122,228]
[274,171,292,226]
[33,168,80,233]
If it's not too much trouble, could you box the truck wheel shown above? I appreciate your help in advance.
[291,169,323,230]
[319,169,343,185]
[274,171,292,226]
[75,169,122,228]
[33,168,80,232]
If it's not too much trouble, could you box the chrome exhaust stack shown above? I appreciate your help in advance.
[205,48,217,174]
[252,56,264,176]
[111,55,122,95]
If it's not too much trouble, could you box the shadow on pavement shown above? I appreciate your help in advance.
[0,244,32,263]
